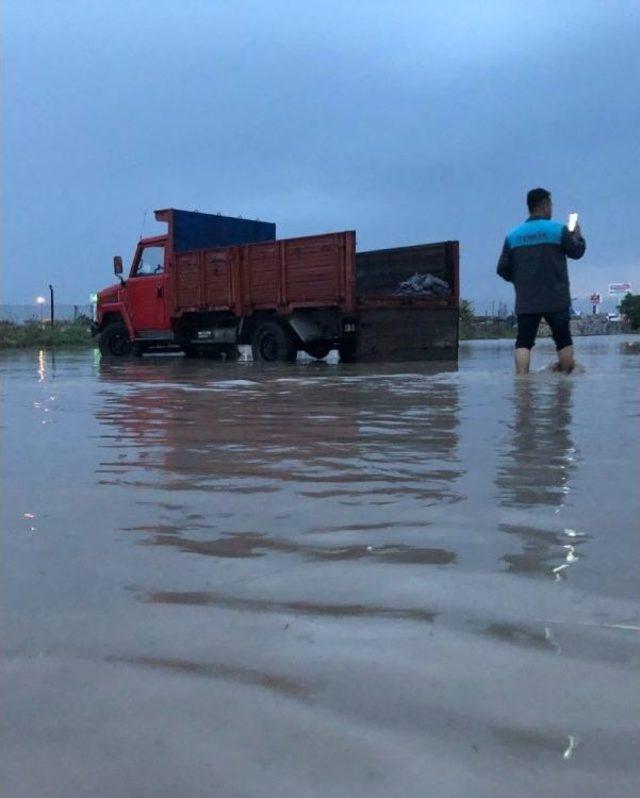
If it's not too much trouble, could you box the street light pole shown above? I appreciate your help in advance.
[49,284,54,327]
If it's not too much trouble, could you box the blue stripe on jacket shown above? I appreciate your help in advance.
[507,219,564,249]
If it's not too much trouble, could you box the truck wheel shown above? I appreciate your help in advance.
[303,342,332,360]
[99,321,132,357]
[252,321,298,363]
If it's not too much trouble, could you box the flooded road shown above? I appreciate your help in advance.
[2,338,639,797]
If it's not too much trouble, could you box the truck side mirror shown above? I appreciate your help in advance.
[113,256,123,275]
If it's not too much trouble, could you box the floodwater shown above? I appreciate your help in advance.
[2,337,639,797]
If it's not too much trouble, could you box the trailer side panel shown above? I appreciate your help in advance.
[354,240,459,361]
[174,231,356,317]
[357,307,459,362]
[356,241,459,303]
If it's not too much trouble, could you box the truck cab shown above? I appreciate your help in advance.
[94,209,276,357]
[95,234,170,356]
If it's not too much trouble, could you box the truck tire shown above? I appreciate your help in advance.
[252,321,298,363]
[99,321,133,357]
[303,342,332,360]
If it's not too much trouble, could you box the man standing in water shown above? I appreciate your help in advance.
[497,188,586,374]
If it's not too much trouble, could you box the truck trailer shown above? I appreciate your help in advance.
[93,209,459,362]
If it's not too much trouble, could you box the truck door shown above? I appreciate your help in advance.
[126,244,170,333]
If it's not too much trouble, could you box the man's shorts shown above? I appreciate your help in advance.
[516,307,573,350]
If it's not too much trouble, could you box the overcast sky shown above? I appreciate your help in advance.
[2,0,638,311]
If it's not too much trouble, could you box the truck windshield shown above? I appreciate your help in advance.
[135,246,165,276]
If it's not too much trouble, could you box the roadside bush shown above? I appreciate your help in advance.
[0,320,95,349]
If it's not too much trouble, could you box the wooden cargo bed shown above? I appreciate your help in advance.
[354,240,459,362]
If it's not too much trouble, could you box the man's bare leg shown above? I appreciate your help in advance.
[515,347,531,375]
[557,345,575,373]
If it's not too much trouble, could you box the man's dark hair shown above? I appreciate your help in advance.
[527,187,551,213]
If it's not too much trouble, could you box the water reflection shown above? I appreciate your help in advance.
[484,622,557,652]
[107,656,309,697]
[496,378,576,508]
[96,360,461,503]
[495,378,586,578]
[35,348,58,383]
[95,358,462,592]
[137,529,456,565]
[144,590,436,622]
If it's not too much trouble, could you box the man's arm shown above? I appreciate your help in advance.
[497,238,513,282]
[561,224,586,259]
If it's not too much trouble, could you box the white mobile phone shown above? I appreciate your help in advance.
[568,212,579,232]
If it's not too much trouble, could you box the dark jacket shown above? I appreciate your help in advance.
[497,217,586,314]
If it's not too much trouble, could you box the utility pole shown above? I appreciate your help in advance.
[49,284,54,327]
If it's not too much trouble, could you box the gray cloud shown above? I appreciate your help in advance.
[2,0,638,311]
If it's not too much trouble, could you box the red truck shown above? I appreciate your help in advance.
[94,208,459,362]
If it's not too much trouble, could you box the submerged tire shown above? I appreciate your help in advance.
[303,342,333,360]
[99,321,132,357]
[251,321,298,363]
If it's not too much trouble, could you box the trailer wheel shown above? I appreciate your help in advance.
[252,321,298,363]
[99,321,132,357]
[303,342,332,360]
